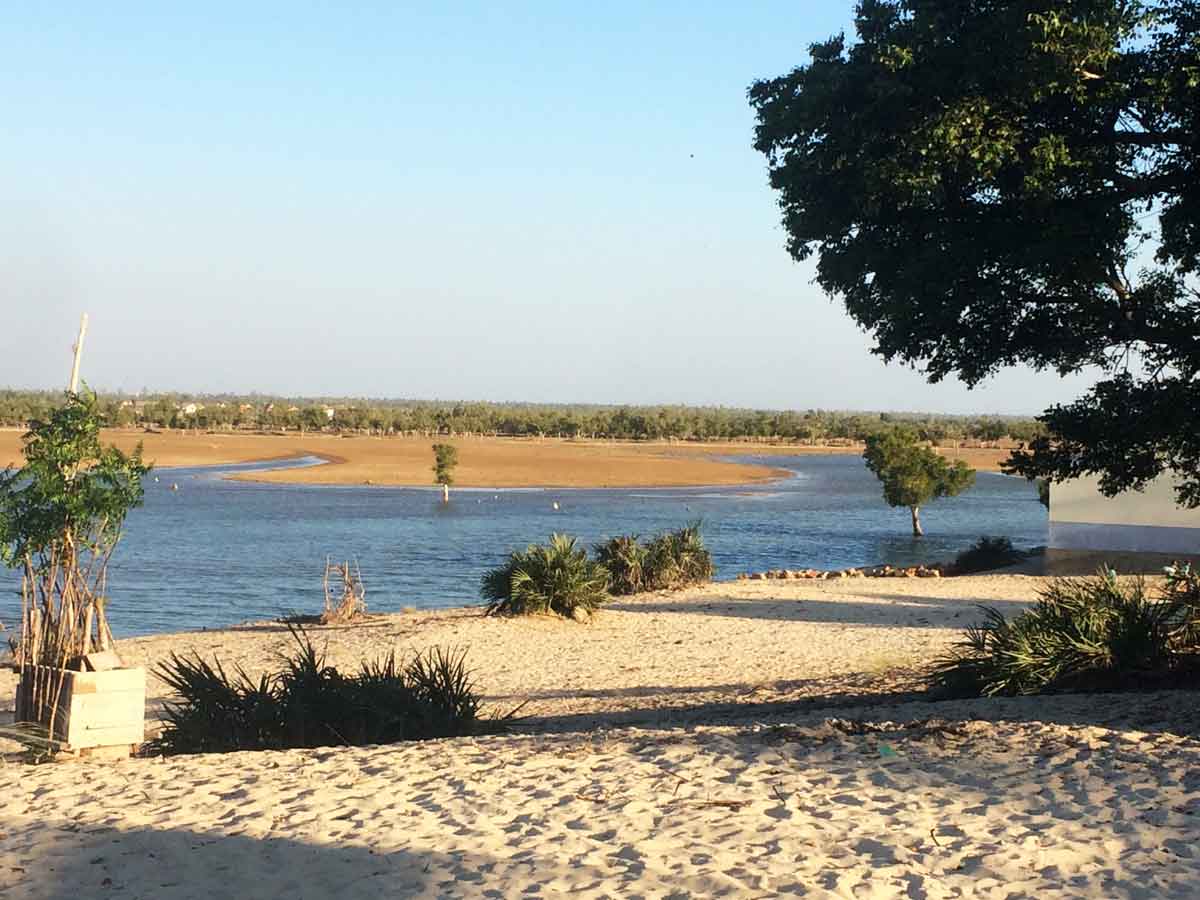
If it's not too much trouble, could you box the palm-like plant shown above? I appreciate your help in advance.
[481,533,610,618]
[643,522,714,591]
[931,570,1200,697]
[151,627,483,754]
[594,534,648,595]
[594,523,715,596]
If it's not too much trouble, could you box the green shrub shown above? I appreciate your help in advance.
[930,570,1200,697]
[151,627,482,754]
[597,523,715,596]
[1165,562,1200,646]
[594,534,648,595]
[643,522,714,591]
[481,533,610,617]
[952,536,1023,574]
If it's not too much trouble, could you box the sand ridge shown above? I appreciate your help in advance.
[0,429,1014,488]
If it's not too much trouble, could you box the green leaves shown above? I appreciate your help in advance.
[152,628,482,754]
[481,533,610,618]
[0,390,149,571]
[863,429,975,518]
[597,523,715,595]
[431,442,458,486]
[930,569,1200,696]
[751,0,1199,505]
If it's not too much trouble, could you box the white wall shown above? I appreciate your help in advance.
[1050,474,1200,554]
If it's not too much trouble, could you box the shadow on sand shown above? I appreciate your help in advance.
[4,820,484,900]
[605,592,1032,627]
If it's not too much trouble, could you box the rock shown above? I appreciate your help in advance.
[736,573,749,581]
[749,572,765,581]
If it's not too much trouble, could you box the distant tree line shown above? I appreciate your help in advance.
[0,390,1044,446]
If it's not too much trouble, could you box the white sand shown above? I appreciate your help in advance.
[3,574,1199,898]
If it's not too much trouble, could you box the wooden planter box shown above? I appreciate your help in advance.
[17,666,145,753]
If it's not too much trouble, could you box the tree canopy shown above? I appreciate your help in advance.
[750,0,1200,504]
[0,389,1044,445]
[863,430,976,535]
[432,443,459,487]
[0,391,148,570]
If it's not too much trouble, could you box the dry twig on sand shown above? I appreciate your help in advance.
[321,558,367,624]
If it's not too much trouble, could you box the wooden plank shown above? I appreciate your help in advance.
[68,692,145,725]
[65,693,144,748]
[68,668,145,694]
[65,723,145,749]
[21,666,145,750]
[81,651,124,672]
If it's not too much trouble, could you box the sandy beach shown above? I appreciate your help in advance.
[0,430,1014,488]
[3,574,1198,898]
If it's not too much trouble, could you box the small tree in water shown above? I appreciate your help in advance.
[863,430,974,536]
[0,391,149,729]
[432,443,458,503]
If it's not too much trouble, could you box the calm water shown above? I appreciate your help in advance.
[1,454,1045,637]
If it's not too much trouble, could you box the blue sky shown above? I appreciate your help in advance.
[2,2,1096,412]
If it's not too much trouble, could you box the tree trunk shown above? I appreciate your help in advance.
[910,506,923,537]
[442,483,449,504]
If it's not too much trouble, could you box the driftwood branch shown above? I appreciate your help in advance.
[320,558,367,624]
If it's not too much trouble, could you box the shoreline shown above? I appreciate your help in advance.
[1,429,1016,488]
[224,449,804,490]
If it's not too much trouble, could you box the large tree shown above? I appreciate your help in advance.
[750,0,1200,504]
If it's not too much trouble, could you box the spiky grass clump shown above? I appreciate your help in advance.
[481,533,610,618]
[952,536,1023,574]
[642,522,715,591]
[930,570,1200,697]
[594,534,648,595]
[1165,562,1200,648]
[150,627,482,755]
[595,523,715,596]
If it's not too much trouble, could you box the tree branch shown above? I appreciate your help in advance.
[1109,130,1187,147]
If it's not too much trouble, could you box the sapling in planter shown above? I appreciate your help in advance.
[0,390,149,752]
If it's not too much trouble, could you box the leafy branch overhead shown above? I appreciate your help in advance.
[750,0,1200,504]
[0,391,149,571]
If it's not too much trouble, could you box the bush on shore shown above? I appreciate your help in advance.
[597,523,715,595]
[642,522,715,591]
[952,536,1024,574]
[594,534,648,595]
[150,627,482,754]
[930,568,1200,697]
[481,533,610,618]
